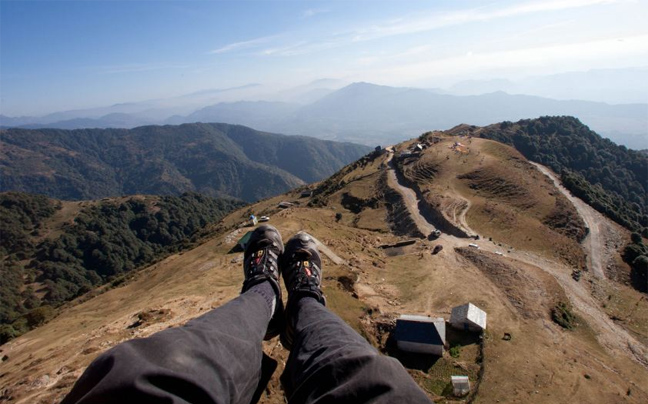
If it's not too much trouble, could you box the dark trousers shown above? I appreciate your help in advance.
[62,291,432,404]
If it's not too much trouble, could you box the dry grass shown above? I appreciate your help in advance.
[2,135,647,404]
[404,137,586,268]
[601,282,648,346]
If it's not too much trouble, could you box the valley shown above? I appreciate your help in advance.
[1,128,646,403]
[4,82,647,150]
[0,123,370,202]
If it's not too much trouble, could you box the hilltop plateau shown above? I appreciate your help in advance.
[1,122,647,403]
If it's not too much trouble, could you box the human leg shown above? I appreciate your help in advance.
[62,225,285,404]
[61,285,274,404]
[279,232,432,404]
[282,297,432,404]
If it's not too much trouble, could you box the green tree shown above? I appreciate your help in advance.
[24,306,55,328]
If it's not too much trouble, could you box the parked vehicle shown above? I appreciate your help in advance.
[428,230,442,240]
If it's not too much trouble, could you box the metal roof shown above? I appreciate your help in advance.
[395,316,445,346]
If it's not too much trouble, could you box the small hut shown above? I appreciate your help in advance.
[229,231,252,253]
[450,303,487,332]
[394,315,445,356]
[451,376,470,396]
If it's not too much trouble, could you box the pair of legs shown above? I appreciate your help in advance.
[61,227,431,404]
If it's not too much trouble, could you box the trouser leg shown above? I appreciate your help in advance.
[62,284,275,404]
[281,297,432,404]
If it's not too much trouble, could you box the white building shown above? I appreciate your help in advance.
[451,376,470,396]
[450,303,487,332]
[394,315,446,356]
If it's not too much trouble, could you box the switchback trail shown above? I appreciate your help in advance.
[531,162,605,279]
[386,155,435,235]
[382,151,648,369]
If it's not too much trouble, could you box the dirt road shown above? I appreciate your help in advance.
[384,153,648,369]
[386,158,435,235]
[531,163,605,279]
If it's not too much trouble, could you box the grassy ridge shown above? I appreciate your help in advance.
[476,116,647,234]
[0,192,244,343]
[0,123,370,202]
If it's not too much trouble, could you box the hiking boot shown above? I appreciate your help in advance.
[280,231,326,349]
[242,225,284,340]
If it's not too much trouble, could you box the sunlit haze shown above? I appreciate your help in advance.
[1,0,647,116]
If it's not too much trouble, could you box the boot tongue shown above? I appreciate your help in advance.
[294,248,312,259]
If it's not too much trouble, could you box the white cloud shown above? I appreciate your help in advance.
[354,46,432,66]
[303,8,328,18]
[209,36,277,54]
[247,0,627,58]
[261,41,309,56]
[260,40,342,57]
[351,0,625,42]
[99,63,190,74]
[365,34,648,83]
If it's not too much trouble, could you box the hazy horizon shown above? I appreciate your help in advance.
[2,0,648,117]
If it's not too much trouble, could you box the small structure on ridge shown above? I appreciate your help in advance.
[394,315,445,356]
[229,231,252,253]
[451,375,470,396]
[450,303,487,332]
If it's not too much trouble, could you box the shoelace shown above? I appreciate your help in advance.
[246,246,279,278]
[289,257,320,290]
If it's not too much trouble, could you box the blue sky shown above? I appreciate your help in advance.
[2,0,647,116]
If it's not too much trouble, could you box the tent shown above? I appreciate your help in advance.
[229,231,252,253]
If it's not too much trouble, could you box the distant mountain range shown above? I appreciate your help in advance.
[174,83,647,149]
[2,80,646,150]
[446,67,648,105]
[0,123,370,201]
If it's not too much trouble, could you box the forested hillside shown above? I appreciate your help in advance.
[0,192,244,343]
[0,123,370,202]
[474,116,647,235]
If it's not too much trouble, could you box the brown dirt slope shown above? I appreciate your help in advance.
[1,135,646,404]
[402,134,588,269]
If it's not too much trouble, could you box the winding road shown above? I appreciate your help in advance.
[382,151,648,368]
[531,162,606,279]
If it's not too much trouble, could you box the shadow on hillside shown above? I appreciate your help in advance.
[445,326,481,347]
[382,325,482,372]
[630,267,647,293]
[384,335,440,371]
